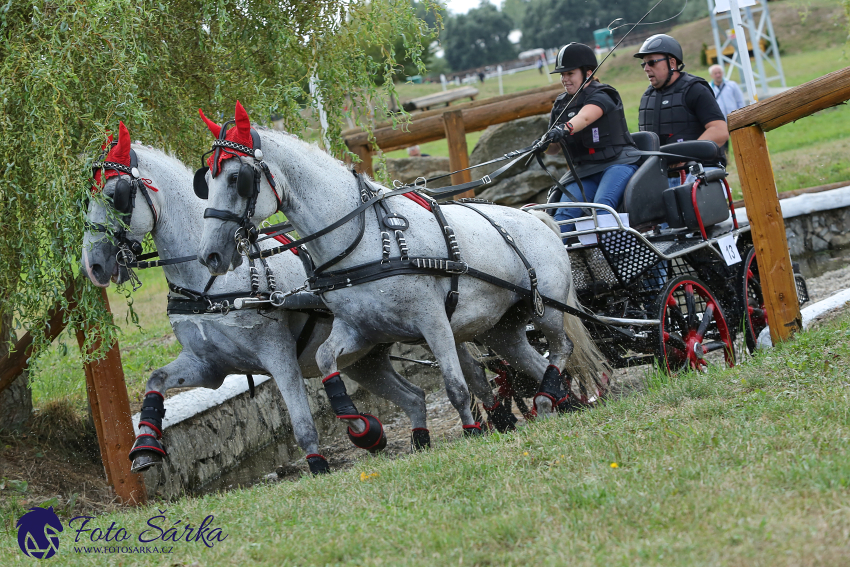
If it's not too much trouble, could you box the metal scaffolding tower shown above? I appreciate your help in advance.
[708,0,787,99]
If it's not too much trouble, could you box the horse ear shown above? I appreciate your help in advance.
[234,100,251,142]
[194,167,209,199]
[106,121,131,165]
[198,109,221,138]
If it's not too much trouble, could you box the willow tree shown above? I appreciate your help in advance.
[0,0,438,366]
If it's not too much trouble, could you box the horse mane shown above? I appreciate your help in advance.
[255,126,350,174]
[131,143,194,178]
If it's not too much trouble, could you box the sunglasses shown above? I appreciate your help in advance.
[641,57,669,69]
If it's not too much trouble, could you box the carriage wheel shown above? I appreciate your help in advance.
[655,276,735,374]
[740,247,767,354]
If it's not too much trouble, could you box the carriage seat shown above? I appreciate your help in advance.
[661,140,723,166]
[620,132,670,228]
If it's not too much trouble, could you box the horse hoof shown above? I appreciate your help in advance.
[411,428,431,451]
[131,452,162,473]
[306,454,330,475]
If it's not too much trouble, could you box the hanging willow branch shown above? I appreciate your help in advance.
[0,0,439,363]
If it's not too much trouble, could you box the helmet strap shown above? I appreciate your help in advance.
[656,57,678,90]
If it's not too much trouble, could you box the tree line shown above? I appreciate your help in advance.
[439,0,707,73]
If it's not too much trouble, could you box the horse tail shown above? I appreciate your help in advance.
[562,282,614,399]
[528,209,559,234]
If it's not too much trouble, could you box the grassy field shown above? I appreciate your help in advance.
[4,312,849,566]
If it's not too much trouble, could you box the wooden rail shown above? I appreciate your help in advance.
[344,83,562,177]
[0,282,146,505]
[728,66,850,344]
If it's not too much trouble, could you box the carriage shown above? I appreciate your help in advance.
[516,130,809,376]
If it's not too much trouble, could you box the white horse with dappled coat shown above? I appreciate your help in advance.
[80,122,463,475]
[195,102,612,436]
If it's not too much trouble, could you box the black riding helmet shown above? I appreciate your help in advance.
[633,34,685,71]
[551,43,597,74]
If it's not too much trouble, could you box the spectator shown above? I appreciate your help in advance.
[708,64,748,117]
[407,145,430,157]
[537,57,544,74]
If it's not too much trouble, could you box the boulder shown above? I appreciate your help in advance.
[468,115,567,206]
[478,169,556,206]
[376,156,452,189]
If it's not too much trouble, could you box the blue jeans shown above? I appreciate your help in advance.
[553,164,639,233]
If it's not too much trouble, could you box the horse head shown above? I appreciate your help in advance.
[82,121,158,287]
[196,101,282,275]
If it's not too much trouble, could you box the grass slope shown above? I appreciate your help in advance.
[4,313,849,566]
[385,0,850,194]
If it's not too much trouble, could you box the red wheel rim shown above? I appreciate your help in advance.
[743,249,767,352]
[660,278,735,374]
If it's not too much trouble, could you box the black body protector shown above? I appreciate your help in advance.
[551,82,635,166]
[638,72,712,145]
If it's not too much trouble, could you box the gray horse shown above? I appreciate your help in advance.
[195,102,611,434]
[81,122,435,475]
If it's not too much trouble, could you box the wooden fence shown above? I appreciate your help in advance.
[728,65,850,343]
[343,83,563,196]
[0,282,146,505]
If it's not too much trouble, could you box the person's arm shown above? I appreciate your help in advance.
[687,83,730,146]
[699,119,729,146]
[544,104,604,154]
[731,82,747,110]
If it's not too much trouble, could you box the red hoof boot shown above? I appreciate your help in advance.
[462,423,483,437]
[483,400,517,433]
[411,428,431,451]
[129,434,166,473]
[306,454,330,475]
[345,413,387,453]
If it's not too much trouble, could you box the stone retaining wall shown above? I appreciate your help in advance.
[136,343,442,500]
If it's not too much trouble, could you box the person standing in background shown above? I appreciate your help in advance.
[708,64,748,117]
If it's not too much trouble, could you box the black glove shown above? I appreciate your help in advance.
[534,125,568,153]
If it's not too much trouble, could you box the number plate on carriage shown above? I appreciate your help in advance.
[717,234,741,266]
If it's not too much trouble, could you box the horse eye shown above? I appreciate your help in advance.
[228,172,239,184]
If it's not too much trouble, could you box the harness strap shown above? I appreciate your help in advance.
[295,313,318,358]
[452,202,545,317]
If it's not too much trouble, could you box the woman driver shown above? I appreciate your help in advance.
[540,43,640,234]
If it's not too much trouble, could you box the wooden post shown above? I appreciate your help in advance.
[732,125,802,343]
[350,144,373,177]
[77,288,147,505]
[442,109,476,199]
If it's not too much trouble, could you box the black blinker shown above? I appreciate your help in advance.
[194,167,210,200]
[113,179,132,214]
[236,163,254,198]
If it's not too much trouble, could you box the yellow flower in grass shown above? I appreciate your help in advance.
[360,472,379,481]
[610,462,619,468]
[523,451,529,457]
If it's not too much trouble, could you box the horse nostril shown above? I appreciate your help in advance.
[206,252,221,271]
[91,263,106,281]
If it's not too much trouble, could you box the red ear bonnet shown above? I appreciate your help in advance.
[92,121,131,192]
[202,100,255,174]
